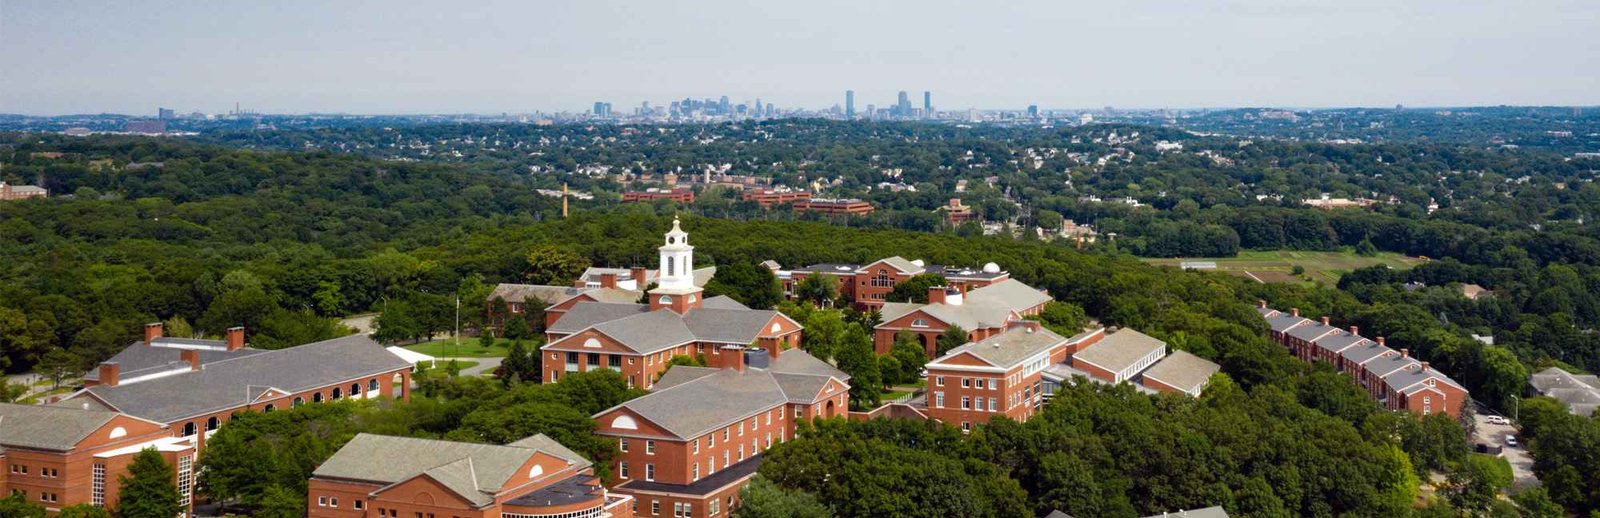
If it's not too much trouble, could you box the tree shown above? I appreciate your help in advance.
[524,245,590,285]
[834,326,881,410]
[734,475,831,518]
[252,484,306,518]
[0,377,26,403]
[1443,455,1512,512]
[1034,301,1089,336]
[373,297,423,344]
[793,275,836,306]
[888,332,928,384]
[1510,487,1564,518]
[0,494,45,518]
[937,324,969,356]
[199,270,278,335]
[34,347,82,389]
[887,273,950,303]
[703,262,783,309]
[116,448,181,518]
[56,505,112,518]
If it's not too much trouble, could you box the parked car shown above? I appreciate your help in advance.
[1486,416,1511,425]
[1505,435,1518,447]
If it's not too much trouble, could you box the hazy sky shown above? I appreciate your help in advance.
[3,0,1598,115]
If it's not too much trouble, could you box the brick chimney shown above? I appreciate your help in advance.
[1257,299,1267,309]
[573,278,588,288]
[1320,316,1331,326]
[1401,348,1409,358]
[226,327,246,351]
[717,345,746,373]
[928,286,947,305]
[1348,326,1359,336]
[98,362,120,387]
[1290,308,1300,317]
[181,350,200,371]
[1420,361,1429,371]
[631,267,648,285]
[1377,336,1386,346]
[145,322,163,344]
[600,273,618,289]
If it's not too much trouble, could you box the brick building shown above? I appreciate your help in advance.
[1257,303,1468,417]
[623,188,695,204]
[307,433,631,518]
[791,198,874,216]
[773,256,1013,311]
[937,198,977,224]
[1,403,197,514]
[60,328,413,452]
[740,189,811,208]
[873,279,1052,357]
[489,265,716,330]
[0,181,48,201]
[540,219,803,389]
[591,345,849,518]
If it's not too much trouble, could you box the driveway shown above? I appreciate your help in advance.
[1472,411,1538,491]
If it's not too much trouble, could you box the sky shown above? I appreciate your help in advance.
[3,0,1598,115]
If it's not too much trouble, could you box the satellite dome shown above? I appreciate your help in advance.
[911,259,925,267]
[982,262,1001,273]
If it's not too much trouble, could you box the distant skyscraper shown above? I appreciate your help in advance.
[923,91,931,114]
[845,90,855,118]
[720,96,731,113]
[1028,105,1040,119]
[896,91,911,117]
[157,107,175,120]
[593,101,606,116]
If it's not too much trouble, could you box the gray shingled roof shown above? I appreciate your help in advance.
[1531,369,1600,417]
[1284,320,1339,342]
[313,433,587,507]
[1366,353,1420,380]
[83,342,267,382]
[699,295,749,310]
[1313,332,1368,354]
[861,256,925,275]
[965,279,1052,313]
[1140,350,1220,393]
[1339,341,1393,365]
[683,308,783,344]
[1388,366,1467,395]
[1255,307,1279,318]
[590,311,698,354]
[1141,507,1230,518]
[768,349,849,380]
[489,283,587,305]
[0,403,121,451]
[73,334,411,423]
[601,369,789,440]
[934,326,1067,370]
[547,303,651,334]
[1073,329,1167,373]
[1265,313,1310,333]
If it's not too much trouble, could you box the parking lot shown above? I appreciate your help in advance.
[1472,411,1539,490]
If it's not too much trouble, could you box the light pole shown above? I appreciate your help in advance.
[1511,395,1519,422]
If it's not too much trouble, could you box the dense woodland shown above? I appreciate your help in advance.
[2,128,1599,515]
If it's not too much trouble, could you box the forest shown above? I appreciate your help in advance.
[2,128,1599,515]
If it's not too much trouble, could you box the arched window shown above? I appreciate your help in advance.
[313,393,324,403]
[369,379,379,392]
[293,397,305,407]
[350,383,361,396]
[331,387,342,400]
[263,404,276,412]
[182,422,197,437]
[206,417,220,431]
[658,295,672,305]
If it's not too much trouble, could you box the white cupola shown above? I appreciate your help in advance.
[657,217,695,290]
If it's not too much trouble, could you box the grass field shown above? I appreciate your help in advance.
[1141,250,1425,285]
[404,338,512,358]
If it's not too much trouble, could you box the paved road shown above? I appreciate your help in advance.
[1472,411,1539,491]
[436,357,502,377]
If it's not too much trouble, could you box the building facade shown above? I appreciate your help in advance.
[1,403,196,514]
[791,198,874,216]
[773,256,1012,312]
[873,279,1051,357]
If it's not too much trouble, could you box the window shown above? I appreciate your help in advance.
[293,397,304,407]
[177,454,194,507]
[645,463,655,481]
[988,397,997,412]
[319,497,328,507]
[710,498,721,516]
[92,463,105,507]
[766,412,772,425]
[693,439,700,454]
[912,318,929,328]
[723,429,730,441]
[609,355,622,368]
[961,377,971,388]
[350,383,361,396]
[652,500,661,516]
[567,352,579,365]
[659,295,672,305]
[962,421,971,432]
[182,422,196,436]
[330,497,339,508]
[370,379,380,392]
[206,416,220,431]
[313,392,324,403]
[709,433,715,447]
[961,396,970,409]
[934,392,944,408]
[936,376,945,386]
[588,353,601,366]
[646,440,656,454]
[692,462,700,480]
[738,421,744,436]
[620,461,629,479]
[264,404,275,412]
[738,444,745,461]
[333,387,343,400]
[619,438,628,452]
[355,500,364,510]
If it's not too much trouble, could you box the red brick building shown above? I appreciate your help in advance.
[873,279,1052,357]
[1258,303,1468,418]
[307,433,631,518]
[1,403,197,514]
[741,189,811,208]
[591,346,849,517]
[923,323,1100,431]
[0,181,48,201]
[776,256,1013,311]
[938,198,977,224]
[623,189,695,203]
[61,328,413,452]
[791,198,874,216]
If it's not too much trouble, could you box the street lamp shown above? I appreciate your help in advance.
[1511,395,1519,422]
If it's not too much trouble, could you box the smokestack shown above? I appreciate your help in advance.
[181,350,200,371]
[600,273,618,289]
[226,327,246,351]
[145,322,163,344]
[928,286,947,305]
[718,345,746,373]
[99,363,120,387]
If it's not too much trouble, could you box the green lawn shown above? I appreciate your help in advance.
[1141,249,1424,285]
[404,338,513,358]
[417,359,482,376]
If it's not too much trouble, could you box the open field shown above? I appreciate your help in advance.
[1141,250,1425,285]
[404,338,512,358]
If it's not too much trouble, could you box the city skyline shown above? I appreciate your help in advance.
[3,0,1599,115]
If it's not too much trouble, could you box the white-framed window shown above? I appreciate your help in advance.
[646,440,655,454]
[988,397,997,412]
[934,391,944,408]
[330,497,338,508]
[693,439,700,454]
[620,461,629,479]
[692,462,700,481]
[177,454,194,507]
[936,376,945,386]
[645,463,655,481]
[619,438,628,452]
[912,318,929,328]
[354,500,364,510]
[652,500,661,516]
[961,377,971,388]
[318,497,328,507]
[92,464,105,507]
[961,396,970,409]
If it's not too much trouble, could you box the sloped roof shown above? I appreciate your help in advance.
[1388,366,1467,395]
[600,369,789,440]
[1140,350,1220,393]
[964,279,1052,313]
[1265,313,1310,333]
[699,295,749,310]
[683,308,785,344]
[73,334,411,423]
[313,433,588,507]
[1255,307,1280,318]
[1339,341,1393,365]
[1313,332,1368,354]
[0,403,121,451]
[1073,329,1166,373]
[933,326,1067,370]
[1367,353,1420,379]
[860,256,925,275]
[489,283,587,305]
[83,341,267,382]
[591,311,698,354]
[769,349,849,380]
[547,303,650,334]
[1284,320,1339,342]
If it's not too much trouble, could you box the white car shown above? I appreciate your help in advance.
[1505,435,1518,448]
[1485,416,1511,425]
